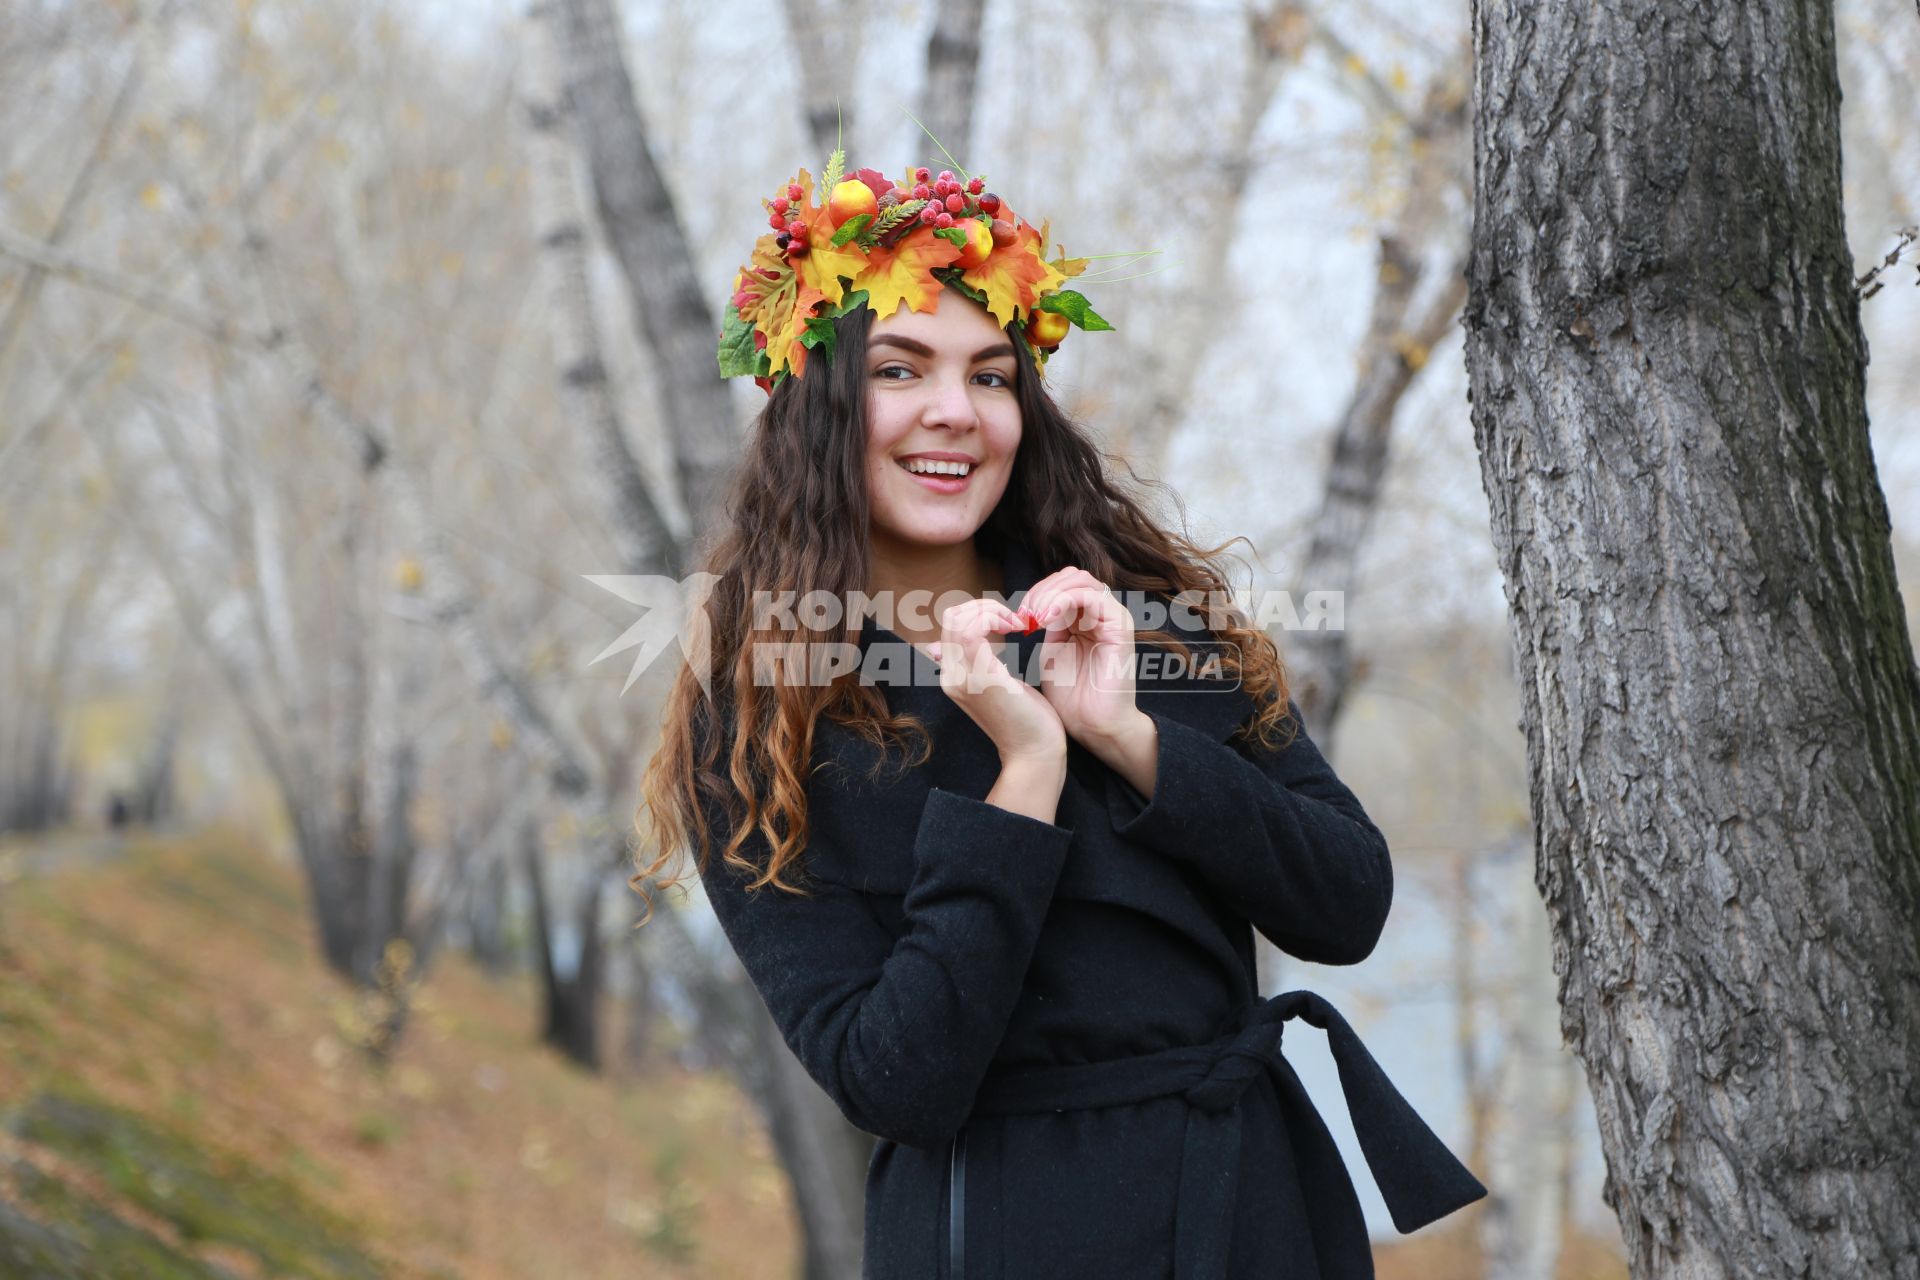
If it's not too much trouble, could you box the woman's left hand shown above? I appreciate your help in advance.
[1020,567,1141,747]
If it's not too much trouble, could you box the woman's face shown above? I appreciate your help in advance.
[864,292,1023,551]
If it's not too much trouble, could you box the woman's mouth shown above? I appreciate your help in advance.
[896,457,976,494]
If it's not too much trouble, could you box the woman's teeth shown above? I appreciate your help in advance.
[899,458,973,476]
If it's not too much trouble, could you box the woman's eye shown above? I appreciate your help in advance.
[873,365,1011,388]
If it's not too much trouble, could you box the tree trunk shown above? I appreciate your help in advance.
[129,671,183,827]
[523,812,605,1069]
[618,927,659,1074]
[549,0,741,545]
[782,0,866,160]
[519,2,679,579]
[915,0,986,162]
[758,1014,872,1280]
[470,847,515,976]
[1452,847,1492,1180]
[1482,841,1572,1280]
[1463,1,1920,1275]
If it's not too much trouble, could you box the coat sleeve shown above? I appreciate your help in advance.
[696,782,1073,1150]
[1104,697,1393,965]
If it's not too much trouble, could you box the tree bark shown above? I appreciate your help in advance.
[1463,0,1920,1275]
[520,2,680,579]
[915,0,986,163]
[783,0,866,160]
[1482,841,1572,1280]
[523,813,604,1069]
[550,0,741,545]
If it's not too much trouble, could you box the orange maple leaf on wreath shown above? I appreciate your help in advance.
[766,281,827,379]
[851,224,964,323]
[734,234,792,329]
[961,218,1069,328]
[791,174,871,308]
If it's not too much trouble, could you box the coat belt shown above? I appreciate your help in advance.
[963,988,1487,1280]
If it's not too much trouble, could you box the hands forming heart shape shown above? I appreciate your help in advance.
[922,567,1148,763]
[1013,567,1142,750]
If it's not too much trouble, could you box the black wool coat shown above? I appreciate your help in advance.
[694,535,1486,1279]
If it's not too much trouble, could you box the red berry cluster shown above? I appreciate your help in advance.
[759,165,1008,263]
[903,167,1003,231]
[765,182,811,254]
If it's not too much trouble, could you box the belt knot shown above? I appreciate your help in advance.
[1182,1022,1281,1113]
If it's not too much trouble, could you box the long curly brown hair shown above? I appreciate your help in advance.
[629,301,1293,923]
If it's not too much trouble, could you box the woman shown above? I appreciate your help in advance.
[634,159,1484,1279]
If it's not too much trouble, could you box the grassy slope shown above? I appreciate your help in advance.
[0,826,794,1279]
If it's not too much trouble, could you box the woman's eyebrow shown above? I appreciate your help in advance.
[869,335,1017,362]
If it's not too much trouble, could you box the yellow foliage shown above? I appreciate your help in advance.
[109,343,139,386]
[854,225,962,323]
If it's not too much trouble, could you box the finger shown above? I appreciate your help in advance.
[1040,584,1099,632]
[1020,566,1087,621]
[1048,585,1128,639]
[943,608,1015,693]
[987,600,1026,634]
[1023,569,1101,633]
[947,597,1023,641]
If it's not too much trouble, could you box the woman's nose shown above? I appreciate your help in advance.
[920,374,981,428]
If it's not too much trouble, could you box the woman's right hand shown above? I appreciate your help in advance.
[927,598,1067,764]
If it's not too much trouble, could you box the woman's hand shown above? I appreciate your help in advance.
[1018,567,1144,748]
[926,597,1067,763]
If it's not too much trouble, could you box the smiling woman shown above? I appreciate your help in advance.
[633,155,1484,1280]
[864,297,1025,628]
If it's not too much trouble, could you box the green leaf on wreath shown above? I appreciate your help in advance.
[831,214,873,247]
[827,288,870,318]
[800,312,838,357]
[718,300,763,377]
[1033,289,1114,331]
[933,270,990,307]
